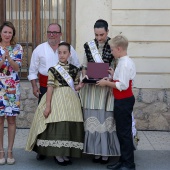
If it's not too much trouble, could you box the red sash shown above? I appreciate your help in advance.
[113,80,133,99]
[38,73,48,87]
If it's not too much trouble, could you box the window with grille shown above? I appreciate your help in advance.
[0,0,70,79]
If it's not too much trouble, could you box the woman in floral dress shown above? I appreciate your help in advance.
[0,21,23,165]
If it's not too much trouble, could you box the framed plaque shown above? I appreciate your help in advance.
[82,62,109,83]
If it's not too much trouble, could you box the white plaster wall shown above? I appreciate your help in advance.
[111,0,170,88]
[76,0,112,64]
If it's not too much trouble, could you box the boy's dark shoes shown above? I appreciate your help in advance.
[109,164,136,170]
[115,166,135,170]
[120,166,135,170]
[107,161,122,169]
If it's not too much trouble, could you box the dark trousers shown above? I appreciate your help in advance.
[38,86,47,104]
[114,96,135,168]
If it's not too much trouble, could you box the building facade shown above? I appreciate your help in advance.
[1,0,170,130]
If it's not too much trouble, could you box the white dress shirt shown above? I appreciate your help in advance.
[113,55,136,91]
[28,42,80,81]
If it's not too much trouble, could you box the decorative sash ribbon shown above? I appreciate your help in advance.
[88,40,104,63]
[39,73,48,87]
[113,80,133,99]
[54,64,76,93]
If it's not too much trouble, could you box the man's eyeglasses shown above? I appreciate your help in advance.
[47,31,61,35]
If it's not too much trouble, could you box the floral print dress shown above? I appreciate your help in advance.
[0,44,23,116]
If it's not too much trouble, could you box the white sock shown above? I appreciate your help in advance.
[95,155,101,159]
[102,156,108,160]
[55,156,64,162]
[63,156,69,161]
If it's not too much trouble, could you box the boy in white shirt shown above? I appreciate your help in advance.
[97,35,136,170]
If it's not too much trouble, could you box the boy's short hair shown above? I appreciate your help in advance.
[108,35,128,50]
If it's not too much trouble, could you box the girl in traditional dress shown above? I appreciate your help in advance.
[26,42,84,166]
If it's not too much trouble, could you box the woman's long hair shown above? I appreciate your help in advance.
[0,21,16,46]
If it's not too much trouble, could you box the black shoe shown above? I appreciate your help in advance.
[107,162,122,169]
[36,154,46,160]
[65,159,72,165]
[100,158,109,164]
[92,157,101,163]
[119,166,135,170]
[53,157,68,166]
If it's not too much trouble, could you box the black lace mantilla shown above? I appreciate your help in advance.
[84,37,114,65]
[49,64,79,86]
